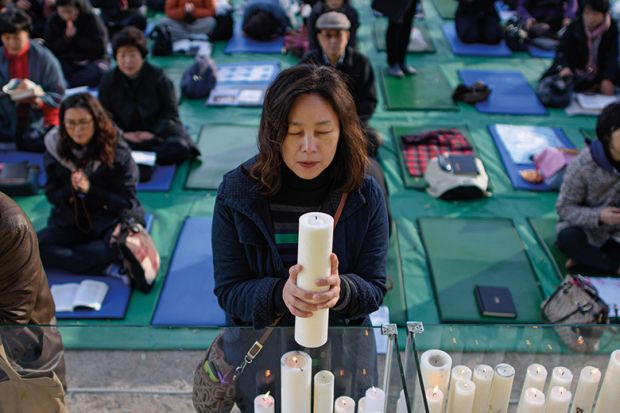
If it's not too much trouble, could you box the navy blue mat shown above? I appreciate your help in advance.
[48,270,131,319]
[151,216,226,326]
[488,124,575,191]
[459,69,548,115]
[529,46,555,59]
[224,23,284,54]
[442,22,512,57]
[0,150,45,186]
[137,164,176,192]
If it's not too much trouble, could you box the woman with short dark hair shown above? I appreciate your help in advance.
[557,102,620,274]
[38,93,144,275]
[44,0,109,87]
[98,26,199,166]
[211,65,388,410]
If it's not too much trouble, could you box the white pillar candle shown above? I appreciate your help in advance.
[295,212,333,348]
[314,370,335,413]
[254,392,275,413]
[571,366,601,413]
[334,396,355,413]
[520,364,548,405]
[396,390,407,413]
[425,386,445,413]
[472,364,494,413]
[545,386,571,413]
[420,349,453,396]
[357,396,365,413]
[546,367,573,401]
[280,350,312,413]
[516,388,545,413]
[446,365,473,413]
[451,379,476,413]
[488,363,515,413]
[364,387,385,412]
[593,349,620,413]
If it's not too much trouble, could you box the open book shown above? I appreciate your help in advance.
[51,280,109,312]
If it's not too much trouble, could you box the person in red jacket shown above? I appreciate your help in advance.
[158,0,216,42]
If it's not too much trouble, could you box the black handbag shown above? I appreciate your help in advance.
[541,274,610,352]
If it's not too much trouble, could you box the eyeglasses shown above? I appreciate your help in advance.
[65,119,93,128]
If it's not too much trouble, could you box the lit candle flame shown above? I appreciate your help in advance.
[592,368,599,376]
[432,386,439,397]
[265,369,271,378]
[362,368,367,376]
[559,368,564,376]
[535,367,541,374]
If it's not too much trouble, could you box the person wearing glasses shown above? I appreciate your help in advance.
[37,93,144,276]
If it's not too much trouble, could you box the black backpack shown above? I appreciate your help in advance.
[149,24,173,56]
[504,18,529,51]
[180,58,217,99]
[537,74,573,108]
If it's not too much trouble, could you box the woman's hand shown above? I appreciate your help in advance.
[559,67,572,78]
[71,169,90,193]
[65,20,76,38]
[599,207,620,225]
[283,253,341,318]
[600,79,615,96]
[124,131,154,144]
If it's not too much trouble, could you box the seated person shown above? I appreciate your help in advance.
[98,27,199,165]
[44,0,109,88]
[158,0,216,42]
[212,65,388,410]
[307,0,358,50]
[13,0,54,38]
[242,0,294,40]
[90,0,147,39]
[518,0,577,36]
[0,9,65,152]
[556,102,620,275]
[38,93,145,275]
[541,0,618,96]
[455,0,502,45]
[0,192,67,393]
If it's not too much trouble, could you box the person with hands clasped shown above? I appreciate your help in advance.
[37,93,144,276]
[212,65,388,410]
[158,0,216,42]
[556,102,620,275]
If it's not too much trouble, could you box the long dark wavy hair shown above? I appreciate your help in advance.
[58,93,117,167]
[250,65,368,195]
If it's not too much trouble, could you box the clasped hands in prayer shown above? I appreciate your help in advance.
[283,253,341,318]
[71,169,90,193]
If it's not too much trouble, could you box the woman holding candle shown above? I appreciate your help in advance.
[212,65,389,411]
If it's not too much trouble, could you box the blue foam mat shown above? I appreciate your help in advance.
[459,69,548,115]
[48,270,131,319]
[441,22,512,57]
[137,164,176,192]
[488,125,574,191]
[151,216,226,326]
[0,151,45,186]
[224,23,284,54]
[529,45,555,59]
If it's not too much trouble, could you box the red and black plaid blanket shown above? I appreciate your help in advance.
[401,128,474,177]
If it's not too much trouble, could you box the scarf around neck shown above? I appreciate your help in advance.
[578,14,611,79]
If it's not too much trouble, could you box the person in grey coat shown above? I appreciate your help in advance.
[556,102,620,274]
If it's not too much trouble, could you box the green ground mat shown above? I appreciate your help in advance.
[186,124,259,189]
[581,128,596,141]
[373,18,435,53]
[391,124,472,189]
[380,68,456,111]
[418,217,545,323]
[430,0,457,19]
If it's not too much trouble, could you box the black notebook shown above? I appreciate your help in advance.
[474,285,517,318]
[449,154,479,175]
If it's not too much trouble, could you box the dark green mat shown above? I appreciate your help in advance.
[392,124,472,189]
[380,68,456,110]
[430,0,457,19]
[581,128,596,141]
[186,124,259,189]
[373,18,435,53]
[418,217,544,323]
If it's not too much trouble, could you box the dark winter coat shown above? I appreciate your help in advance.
[44,11,108,62]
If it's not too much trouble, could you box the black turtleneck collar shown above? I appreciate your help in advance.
[270,162,335,206]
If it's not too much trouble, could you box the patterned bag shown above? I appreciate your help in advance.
[541,274,610,352]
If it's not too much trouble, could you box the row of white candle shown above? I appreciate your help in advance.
[417,349,620,413]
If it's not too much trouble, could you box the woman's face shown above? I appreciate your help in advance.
[281,93,340,180]
[608,129,620,161]
[57,5,79,22]
[0,30,29,55]
[64,107,95,146]
[583,5,606,31]
[116,45,144,78]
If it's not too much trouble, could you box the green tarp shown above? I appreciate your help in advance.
[380,68,456,110]
[430,0,457,19]
[418,217,545,323]
[373,18,435,53]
